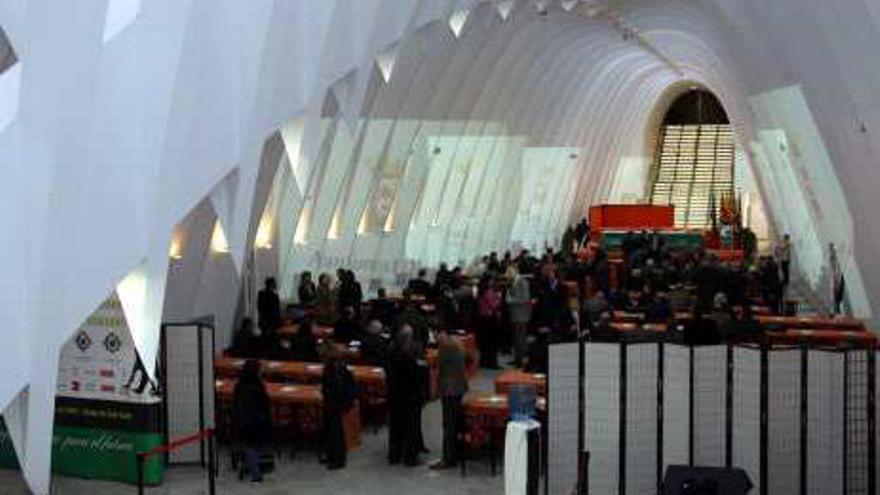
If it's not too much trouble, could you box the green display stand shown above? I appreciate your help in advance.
[0,398,165,485]
[600,230,705,251]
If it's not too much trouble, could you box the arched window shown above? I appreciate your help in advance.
[649,90,735,228]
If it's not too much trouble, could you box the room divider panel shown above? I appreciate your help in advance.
[548,341,877,495]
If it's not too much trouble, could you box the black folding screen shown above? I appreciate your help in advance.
[549,342,878,495]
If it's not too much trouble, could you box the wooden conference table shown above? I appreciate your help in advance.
[493,370,547,396]
[755,315,865,331]
[609,321,669,334]
[214,378,362,450]
[214,357,387,408]
[462,392,547,452]
[766,328,877,347]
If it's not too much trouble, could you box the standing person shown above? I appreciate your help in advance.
[776,234,792,288]
[592,247,611,295]
[435,263,454,294]
[315,273,337,325]
[337,270,363,320]
[830,243,846,315]
[397,290,429,349]
[321,346,356,470]
[574,218,590,248]
[430,330,468,469]
[257,278,281,337]
[507,269,532,367]
[233,360,273,483]
[386,328,422,466]
[476,278,502,369]
[760,256,783,315]
[561,227,577,259]
[298,271,318,306]
[533,267,566,331]
[524,327,550,373]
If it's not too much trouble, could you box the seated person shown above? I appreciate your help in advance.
[731,304,762,338]
[646,292,672,323]
[333,306,362,344]
[369,288,397,329]
[684,311,722,346]
[361,320,391,367]
[640,284,656,308]
[229,318,268,359]
[606,288,627,311]
[291,317,321,362]
[707,293,735,339]
[267,336,295,361]
[622,290,644,313]
[590,311,616,341]
[582,290,608,326]
[625,268,645,292]
[407,269,433,299]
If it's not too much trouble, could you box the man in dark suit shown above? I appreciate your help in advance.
[257,278,281,337]
[386,327,423,466]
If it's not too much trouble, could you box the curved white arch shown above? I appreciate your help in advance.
[6,1,880,492]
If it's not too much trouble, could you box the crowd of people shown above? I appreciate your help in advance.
[226,214,814,482]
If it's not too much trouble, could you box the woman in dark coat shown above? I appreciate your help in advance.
[321,346,356,469]
[233,360,273,483]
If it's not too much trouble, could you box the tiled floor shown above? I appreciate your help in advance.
[0,371,504,495]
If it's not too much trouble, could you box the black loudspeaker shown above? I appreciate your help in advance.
[662,465,753,495]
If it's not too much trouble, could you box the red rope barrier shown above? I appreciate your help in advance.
[136,428,217,495]
[137,428,214,460]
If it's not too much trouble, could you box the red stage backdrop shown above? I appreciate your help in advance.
[589,204,674,230]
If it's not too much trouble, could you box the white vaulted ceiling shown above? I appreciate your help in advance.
[2,1,880,492]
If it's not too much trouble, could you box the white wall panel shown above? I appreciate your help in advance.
[807,350,843,495]
[693,346,726,467]
[626,344,658,494]
[663,344,690,470]
[732,347,761,494]
[767,350,800,495]
[549,343,580,495]
[585,343,620,495]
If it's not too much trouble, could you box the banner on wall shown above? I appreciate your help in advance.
[0,293,165,485]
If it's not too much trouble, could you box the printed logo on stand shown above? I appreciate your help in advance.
[75,331,92,352]
[103,332,122,354]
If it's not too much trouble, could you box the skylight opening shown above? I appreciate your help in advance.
[449,9,470,38]
[102,0,141,43]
